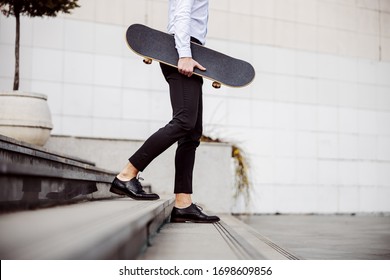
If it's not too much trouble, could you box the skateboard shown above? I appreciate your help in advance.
[126,24,255,88]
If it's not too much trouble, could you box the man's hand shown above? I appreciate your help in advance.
[178,57,206,77]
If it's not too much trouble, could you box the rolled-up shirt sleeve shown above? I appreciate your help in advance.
[168,0,208,58]
[173,0,194,58]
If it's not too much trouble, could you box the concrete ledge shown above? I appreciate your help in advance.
[0,196,175,259]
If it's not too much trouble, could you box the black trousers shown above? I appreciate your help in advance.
[129,63,203,194]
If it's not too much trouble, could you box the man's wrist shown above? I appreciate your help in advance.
[178,48,192,58]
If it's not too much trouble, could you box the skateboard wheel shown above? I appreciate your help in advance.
[143,58,152,64]
[212,81,221,89]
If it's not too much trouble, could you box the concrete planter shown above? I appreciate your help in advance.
[0,91,53,146]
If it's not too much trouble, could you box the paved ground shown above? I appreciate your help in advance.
[237,214,390,260]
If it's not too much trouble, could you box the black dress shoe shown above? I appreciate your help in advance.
[170,203,220,223]
[110,177,160,200]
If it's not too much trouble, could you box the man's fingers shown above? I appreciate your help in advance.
[177,58,204,77]
[178,65,193,77]
[196,62,206,71]
[179,68,192,77]
[181,68,192,77]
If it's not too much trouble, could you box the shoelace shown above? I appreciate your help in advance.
[133,176,145,192]
[193,203,203,212]
[137,175,144,181]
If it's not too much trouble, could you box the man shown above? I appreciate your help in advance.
[110,0,219,223]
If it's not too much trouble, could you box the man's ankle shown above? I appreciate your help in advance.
[116,174,135,181]
[117,162,139,181]
[175,193,192,208]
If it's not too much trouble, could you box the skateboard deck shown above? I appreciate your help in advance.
[126,24,255,88]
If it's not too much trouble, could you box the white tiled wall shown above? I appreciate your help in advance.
[1,0,390,213]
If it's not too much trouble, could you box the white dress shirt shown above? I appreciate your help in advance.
[167,0,209,58]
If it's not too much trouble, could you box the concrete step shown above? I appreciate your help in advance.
[0,134,119,211]
[0,196,174,259]
[138,214,301,260]
[0,135,175,260]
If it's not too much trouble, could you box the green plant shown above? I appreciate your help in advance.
[0,0,80,91]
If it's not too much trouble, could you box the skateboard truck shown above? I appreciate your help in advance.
[143,58,152,64]
[212,81,221,89]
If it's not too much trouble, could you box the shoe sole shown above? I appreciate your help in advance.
[170,217,220,223]
[110,186,159,200]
